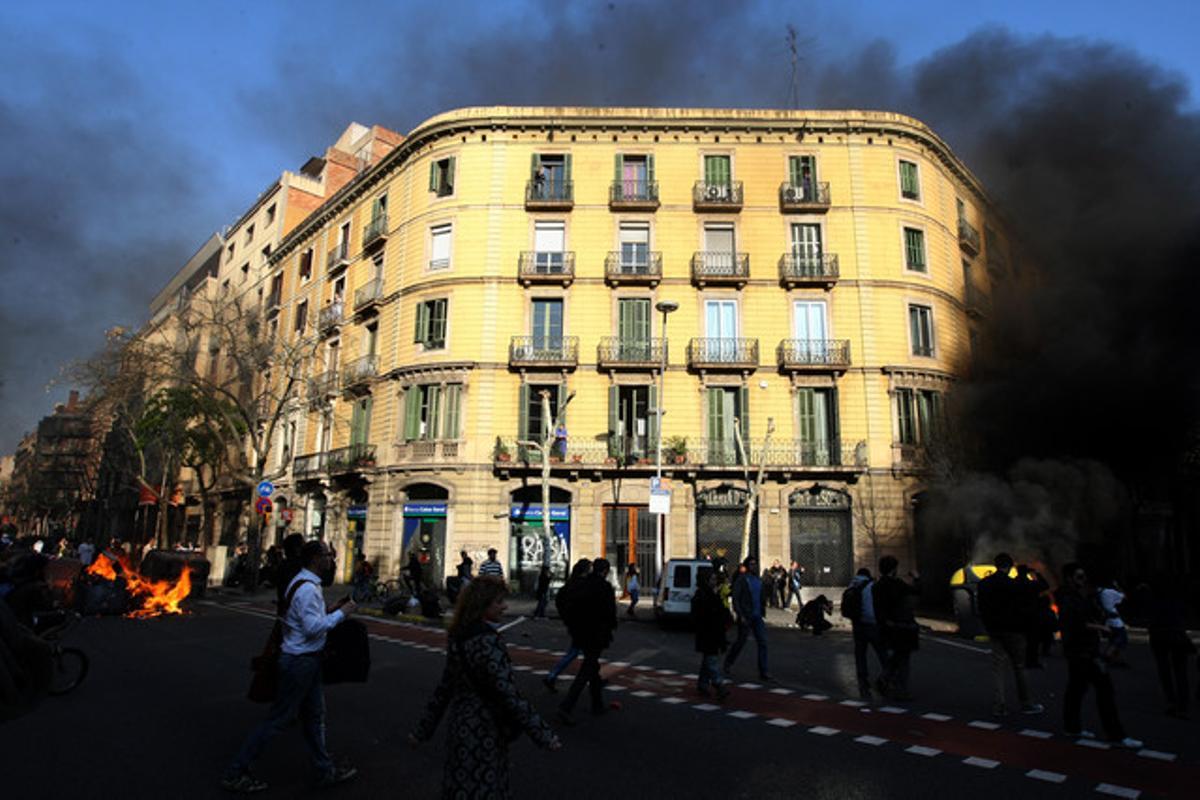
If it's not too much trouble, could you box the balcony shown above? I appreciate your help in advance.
[695,438,865,469]
[265,286,282,314]
[778,252,839,289]
[494,436,610,467]
[342,354,378,389]
[363,213,388,250]
[518,251,575,287]
[597,337,666,370]
[604,251,662,286]
[687,338,759,371]
[693,181,743,211]
[691,251,750,287]
[958,217,981,255]
[965,283,991,317]
[326,241,350,274]
[525,179,573,210]
[778,181,831,212]
[306,370,338,401]
[609,179,660,211]
[509,336,579,369]
[395,439,463,464]
[292,451,328,479]
[777,339,851,373]
[327,443,377,474]
[317,302,344,334]
[353,278,384,313]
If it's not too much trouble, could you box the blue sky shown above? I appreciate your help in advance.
[0,0,1197,452]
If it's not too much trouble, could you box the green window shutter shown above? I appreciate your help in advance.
[563,154,572,183]
[614,154,623,183]
[909,306,921,354]
[647,154,655,182]
[797,388,815,444]
[557,381,568,424]
[414,301,426,343]
[634,298,649,340]
[788,156,802,186]
[518,383,531,443]
[530,154,541,177]
[428,162,437,192]
[608,385,620,458]
[896,389,914,444]
[738,386,750,447]
[706,388,722,446]
[431,299,447,346]
[905,229,925,270]
[647,384,659,454]
[828,388,841,460]
[900,161,919,198]
[404,385,421,441]
[426,386,441,441]
[445,157,455,191]
[442,384,461,439]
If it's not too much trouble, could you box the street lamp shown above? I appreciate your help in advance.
[653,300,678,584]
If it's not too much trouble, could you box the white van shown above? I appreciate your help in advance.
[654,559,715,621]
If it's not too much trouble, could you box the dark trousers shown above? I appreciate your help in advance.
[1149,634,1191,710]
[560,646,604,714]
[533,592,548,618]
[228,652,333,777]
[724,617,769,678]
[853,623,888,690]
[1063,656,1125,741]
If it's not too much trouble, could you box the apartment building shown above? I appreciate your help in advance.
[260,106,1009,589]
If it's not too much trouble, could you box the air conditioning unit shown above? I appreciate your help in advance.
[783,186,801,202]
[706,184,727,201]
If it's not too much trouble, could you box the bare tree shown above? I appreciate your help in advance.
[733,415,776,563]
[516,389,576,571]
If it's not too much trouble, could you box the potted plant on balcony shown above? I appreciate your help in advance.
[666,436,689,464]
[494,437,512,463]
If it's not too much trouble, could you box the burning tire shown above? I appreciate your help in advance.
[48,647,88,696]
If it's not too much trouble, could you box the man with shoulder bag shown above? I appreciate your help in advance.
[222,541,358,793]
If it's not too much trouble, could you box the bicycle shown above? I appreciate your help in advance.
[350,578,404,605]
[33,610,89,696]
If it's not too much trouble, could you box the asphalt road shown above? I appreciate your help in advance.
[2,595,1195,800]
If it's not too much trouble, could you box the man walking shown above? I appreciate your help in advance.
[786,561,805,610]
[222,541,358,792]
[723,557,770,682]
[478,547,504,579]
[873,556,920,701]
[557,558,617,725]
[977,553,1044,716]
[692,570,732,700]
[845,568,887,701]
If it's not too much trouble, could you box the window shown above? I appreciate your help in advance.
[702,223,736,274]
[787,155,817,199]
[414,298,448,349]
[530,154,571,200]
[403,384,462,441]
[221,278,230,295]
[518,383,566,450]
[430,224,452,270]
[899,160,920,200]
[614,154,654,200]
[299,248,314,281]
[790,223,823,273]
[895,388,943,445]
[617,298,651,359]
[529,298,564,357]
[240,262,250,283]
[796,388,838,465]
[294,300,308,334]
[533,221,566,273]
[266,204,276,226]
[903,227,926,272]
[792,300,829,360]
[618,223,650,270]
[703,154,732,186]
[608,384,656,460]
[226,243,235,263]
[349,396,372,447]
[908,303,934,357]
[245,224,255,244]
[429,156,455,197]
[261,244,271,263]
[364,323,378,357]
[706,386,748,465]
[704,299,738,361]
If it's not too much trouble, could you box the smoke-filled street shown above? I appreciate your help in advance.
[3,596,1195,799]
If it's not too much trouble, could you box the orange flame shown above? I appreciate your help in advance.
[84,551,192,618]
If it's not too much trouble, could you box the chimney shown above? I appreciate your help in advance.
[67,390,79,410]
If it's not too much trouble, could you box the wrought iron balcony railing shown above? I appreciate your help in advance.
[958,217,981,255]
[597,337,666,368]
[687,338,759,369]
[778,252,839,287]
[265,287,282,312]
[691,251,750,286]
[491,436,867,470]
[327,443,377,473]
[518,251,575,285]
[777,339,851,371]
[354,278,383,310]
[525,179,574,209]
[609,179,660,209]
[326,240,350,272]
[509,336,579,368]
[779,181,831,211]
[363,214,388,249]
[693,181,744,210]
[604,251,662,284]
[317,302,344,333]
[292,451,328,478]
[306,370,338,400]
[342,354,378,388]
[395,439,462,463]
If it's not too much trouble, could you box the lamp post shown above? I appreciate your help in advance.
[653,300,678,584]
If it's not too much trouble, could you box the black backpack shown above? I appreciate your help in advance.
[841,583,864,621]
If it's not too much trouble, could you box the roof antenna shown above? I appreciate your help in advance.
[786,24,801,110]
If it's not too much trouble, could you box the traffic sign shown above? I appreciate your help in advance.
[257,480,274,497]
[255,497,273,515]
[280,508,294,523]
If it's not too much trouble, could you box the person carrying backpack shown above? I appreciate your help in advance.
[845,568,887,701]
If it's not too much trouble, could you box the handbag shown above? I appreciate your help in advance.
[323,618,370,684]
[246,580,312,703]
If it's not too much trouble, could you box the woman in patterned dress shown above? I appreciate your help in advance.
[409,576,561,798]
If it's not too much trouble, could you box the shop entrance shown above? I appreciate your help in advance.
[788,488,853,587]
[402,484,448,591]
[603,505,657,591]
[696,485,757,568]
[509,486,571,594]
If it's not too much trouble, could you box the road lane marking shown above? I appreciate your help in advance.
[925,636,989,654]
[906,746,941,757]
[1076,739,1110,750]
[657,669,679,675]
[854,735,888,746]
[737,682,761,689]
[692,703,720,711]
[968,720,1001,730]
[1095,784,1140,799]
[963,757,999,769]
[606,685,627,692]
[809,726,840,736]
[728,710,757,719]
[840,700,868,707]
[684,673,699,680]
[1026,770,1067,784]
[660,697,686,705]
[1136,749,1175,762]
[878,706,907,714]
[1019,729,1053,739]
[921,712,952,721]
[766,718,797,727]
[631,690,656,697]
[608,661,629,667]
[770,688,794,695]
[632,665,653,671]
[801,693,829,701]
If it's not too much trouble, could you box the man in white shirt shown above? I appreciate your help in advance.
[478,548,504,579]
[222,541,357,793]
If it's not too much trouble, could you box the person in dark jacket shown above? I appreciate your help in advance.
[796,594,834,635]
[1017,564,1054,667]
[556,558,617,724]
[405,552,423,594]
[691,571,732,700]
[543,559,590,692]
[533,565,551,618]
[409,576,560,798]
[1140,575,1195,719]
[977,554,1044,716]
[1055,563,1141,747]
[872,555,920,701]
[723,557,770,681]
[275,534,305,607]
